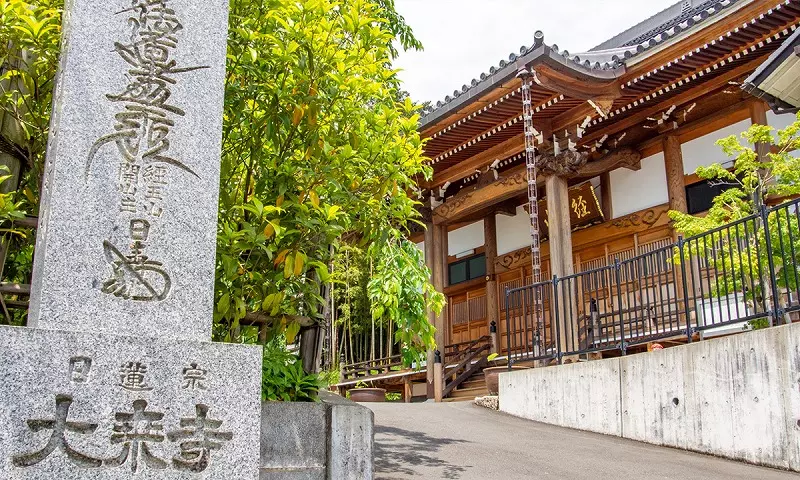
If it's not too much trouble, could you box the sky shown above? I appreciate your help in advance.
[394,0,680,104]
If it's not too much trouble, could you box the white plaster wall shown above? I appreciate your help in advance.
[768,110,797,132]
[448,221,484,257]
[499,322,800,472]
[496,206,532,256]
[416,241,425,262]
[610,152,669,218]
[681,120,748,174]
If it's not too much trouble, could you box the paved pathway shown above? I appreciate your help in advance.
[368,401,800,480]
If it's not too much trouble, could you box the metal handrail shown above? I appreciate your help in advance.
[505,197,800,365]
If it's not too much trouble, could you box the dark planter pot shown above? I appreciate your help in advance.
[484,366,530,395]
[349,387,386,403]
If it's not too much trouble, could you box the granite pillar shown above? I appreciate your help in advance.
[0,1,262,478]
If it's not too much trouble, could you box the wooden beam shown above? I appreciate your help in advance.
[637,97,755,157]
[437,224,449,348]
[424,221,436,398]
[433,148,641,224]
[750,100,770,165]
[431,132,526,189]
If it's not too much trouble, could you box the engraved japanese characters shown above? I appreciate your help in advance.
[14,360,229,474]
[87,0,208,303]
[1,328,260,479]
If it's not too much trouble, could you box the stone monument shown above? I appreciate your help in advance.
[0,0,262,478]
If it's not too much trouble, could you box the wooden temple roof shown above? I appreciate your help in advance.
[419,0,800,201]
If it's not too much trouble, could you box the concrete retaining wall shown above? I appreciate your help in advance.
[499,322,800,471]
[260,392,374,479]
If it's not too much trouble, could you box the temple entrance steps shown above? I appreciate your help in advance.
[443,372,488,402]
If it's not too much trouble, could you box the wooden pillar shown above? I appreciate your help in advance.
[663,135,693,327]
[545,175,576,354]
[424,221,436,398]
[403,377,412,403]
[432,224,448,397]
[749,101,769,160]
[437,224,449,349]
[663,135,688,216]
[546,175,574,279]
[600,172,613,220]
[750,101,770,205]
[484,214,499,339]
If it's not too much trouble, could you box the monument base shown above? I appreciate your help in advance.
[0,326,262,479]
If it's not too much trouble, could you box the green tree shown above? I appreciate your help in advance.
[0,0,61,324]
[215,0,443,362]
[670,114,800,324]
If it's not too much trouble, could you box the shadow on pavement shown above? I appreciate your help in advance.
[374,424,472,479]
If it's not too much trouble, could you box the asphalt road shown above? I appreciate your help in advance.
[368,401,800,480]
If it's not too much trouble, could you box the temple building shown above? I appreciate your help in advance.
[412,0,800,361]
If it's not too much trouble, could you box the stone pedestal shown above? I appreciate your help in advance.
[0,328,261,479]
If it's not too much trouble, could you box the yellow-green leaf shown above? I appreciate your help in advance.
[264,222,275,239]
[285,321,301,344]
[292,105,304,126]
[293,251,304,276]
[274,249,290,266]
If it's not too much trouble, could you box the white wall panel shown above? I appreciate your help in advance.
[610,152,669,218]
[448,221,484,257]
[681,120,748,174]
[496,206,532,256]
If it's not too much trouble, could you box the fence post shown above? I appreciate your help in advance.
[552,276,563,365]
[761,204,784,326]
[490,321,499,355]
[434,350,443,403]
[614,259,627,356]
[678,236,693,343]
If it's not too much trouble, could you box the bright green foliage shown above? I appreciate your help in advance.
[384,392,401,402]
[670,114,800,324]
[261,340,321,402]
[0,0,62,188]
[670,115,800,234]
[0,166,27,236]
[216,0,438,356]
[329,244,371,364]
[368,235,444,367]
[0,0,59,326]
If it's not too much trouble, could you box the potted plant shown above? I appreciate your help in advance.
[483,354,529,395]
[348,381,387,402]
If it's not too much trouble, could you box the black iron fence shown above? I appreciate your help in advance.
[505,197,800,365]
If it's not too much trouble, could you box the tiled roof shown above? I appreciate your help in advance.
[420,0,748,127]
